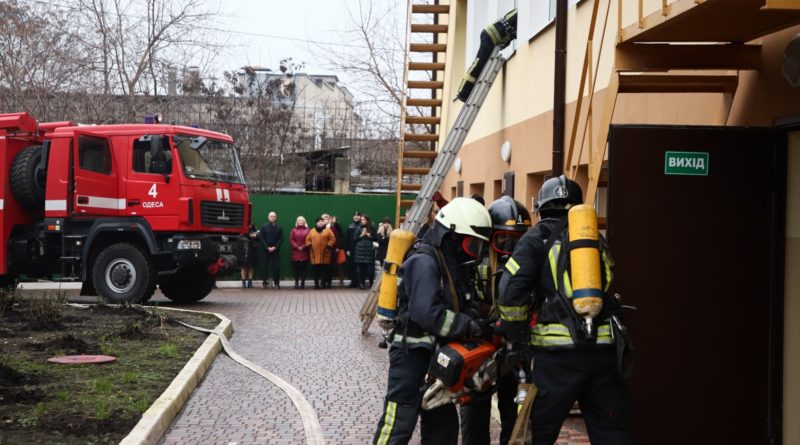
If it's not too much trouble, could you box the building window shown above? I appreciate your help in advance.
[457,181,464,197]
[526,172,547,214]
[451,186,458,200]
[78,136,112,175]
[494,179,503,200]
[504,171,515,197]
[519,0,581,42]
[469,182,485,200]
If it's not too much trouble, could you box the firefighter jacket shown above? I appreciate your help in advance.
[498,217,617,350]
[392,242,480,351]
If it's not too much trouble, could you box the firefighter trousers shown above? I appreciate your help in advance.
[373,346,459,445]
[529,348,632,445]
[459,366,518,445]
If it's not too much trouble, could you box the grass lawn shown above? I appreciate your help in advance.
[0,288,219,445]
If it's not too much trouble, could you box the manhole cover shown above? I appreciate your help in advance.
[47,355,117,364]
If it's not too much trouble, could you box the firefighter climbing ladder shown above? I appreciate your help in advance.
[359,45,506,334]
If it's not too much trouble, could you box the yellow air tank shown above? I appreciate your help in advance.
[567,204,603,335]
[376,229,417,330]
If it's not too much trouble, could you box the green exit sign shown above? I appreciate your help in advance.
[664,151,709,176]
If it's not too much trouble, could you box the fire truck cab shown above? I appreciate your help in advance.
[0,112,250,303]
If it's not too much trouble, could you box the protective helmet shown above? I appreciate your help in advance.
[534,175,583,213]
[433,197,492,262]
[435,197,492,241]
[487,196,532,255]
[488,196,532,230]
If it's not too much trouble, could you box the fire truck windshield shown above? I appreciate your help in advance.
[174,135,245,184]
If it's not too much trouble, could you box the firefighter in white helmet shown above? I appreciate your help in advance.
[373,197,495,445]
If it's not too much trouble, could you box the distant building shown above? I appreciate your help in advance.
[236,67,362,152]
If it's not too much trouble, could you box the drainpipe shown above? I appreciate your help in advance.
[552,0,567,176]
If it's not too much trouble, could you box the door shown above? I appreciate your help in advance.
[124,134,179,229]
[606,125,783,445]
[73,133,121,216]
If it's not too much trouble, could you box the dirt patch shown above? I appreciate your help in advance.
[0,296,221,445]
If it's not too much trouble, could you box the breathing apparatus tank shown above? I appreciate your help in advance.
[567,204,603,335]
[376,228,417,330]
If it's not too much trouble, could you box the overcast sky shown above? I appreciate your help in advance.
[213,0,404,80]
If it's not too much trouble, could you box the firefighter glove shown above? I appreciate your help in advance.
[477,317,497,340]
[422,379,457,411]
[468,320,483,339]
[499,319,529,344]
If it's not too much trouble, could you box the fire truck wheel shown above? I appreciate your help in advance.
[92,243,157,304]
[159,267,214,303]
[10,145,46,212]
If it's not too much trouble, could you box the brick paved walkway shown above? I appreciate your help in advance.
[150,284,589,445]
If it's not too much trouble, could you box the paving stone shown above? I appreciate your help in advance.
[154,285,590,445]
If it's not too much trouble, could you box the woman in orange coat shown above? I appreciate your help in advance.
[305,217,337,289]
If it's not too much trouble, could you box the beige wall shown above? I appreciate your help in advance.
[785,131,800,445]
[433,4,800,434]
[439,2,800,203]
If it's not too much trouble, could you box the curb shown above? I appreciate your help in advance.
[119,308,233,445]
[20,280,301,290]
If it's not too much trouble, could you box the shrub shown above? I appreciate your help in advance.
[24,291,68,326]
[0,285,22,318]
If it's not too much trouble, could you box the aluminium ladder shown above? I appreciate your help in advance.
[359,45,507,334]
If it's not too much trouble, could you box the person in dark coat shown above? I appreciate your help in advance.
[328,215,345,287]
[345,211,362,288]
[354,214,376,289]
[260,211,283,289]
[240,221,259,288]
[376,217,392,265]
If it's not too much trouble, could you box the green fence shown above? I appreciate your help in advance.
[248,193,402,281]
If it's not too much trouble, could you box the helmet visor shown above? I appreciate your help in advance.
[491,230,524,255]
[461,235,488,260]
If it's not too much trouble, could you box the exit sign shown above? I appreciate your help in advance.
[664,151,709,176]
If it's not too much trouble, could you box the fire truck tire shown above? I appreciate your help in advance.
[10,145,46,212]
[92,243,157,304]
[159,266,214,303]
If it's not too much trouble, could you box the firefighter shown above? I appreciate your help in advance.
[461,196,531,445]
[497,176,632,445]
[373,198,494,445]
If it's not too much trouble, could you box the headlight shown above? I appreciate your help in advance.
[177,240,202,250]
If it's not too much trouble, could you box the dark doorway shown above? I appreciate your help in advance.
[606,125,784,445]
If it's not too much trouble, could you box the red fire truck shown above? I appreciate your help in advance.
[0,112,250,303]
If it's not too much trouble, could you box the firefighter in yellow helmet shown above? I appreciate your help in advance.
[373,198,494,445]
[497,176,632,445]
[461,196,532,445]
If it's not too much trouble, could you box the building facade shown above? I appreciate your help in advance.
[429,1,800,443]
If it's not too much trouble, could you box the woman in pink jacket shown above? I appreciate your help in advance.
[289,216,310,289]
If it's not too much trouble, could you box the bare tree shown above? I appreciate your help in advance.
[312,0,408,137]
[0,1,87,121]
[76,0,221,122]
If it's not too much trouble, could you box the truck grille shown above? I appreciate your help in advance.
[200,201,244,228]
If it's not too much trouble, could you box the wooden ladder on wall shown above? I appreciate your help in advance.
[566,0,762,208]
[395,0,451,225]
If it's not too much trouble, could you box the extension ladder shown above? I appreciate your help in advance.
[359,45,506,334]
